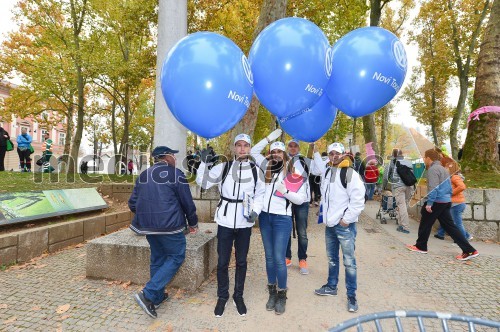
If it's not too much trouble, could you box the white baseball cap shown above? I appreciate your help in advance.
[234,133,252,145]
[287,139,300,146]
[270,141,286,152]
[327,142,345,154]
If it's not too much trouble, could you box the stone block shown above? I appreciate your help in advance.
[0,234,18,249]
[86,223,217,291]
[0,247,17,266]
[17,228,48,262]
[105,211,131,226]
[112,184,134,193]
[112,193,132,202]
[464,189,484,204]
[194,200,212,222]
[83,216,106,240]
[473,205,485,221]
[463,204,472,220]
[49,236,84,253]
[105,221,130,234]
[189,184,201,199]
[48,220,83,244]
[99,184,113,197]
[201,187,220,200]
[485,189,500,221]
[463,221,498,241]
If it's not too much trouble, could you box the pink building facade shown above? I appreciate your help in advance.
[0,81,66,171]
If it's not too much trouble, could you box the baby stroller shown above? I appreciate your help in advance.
[375,190,397,224]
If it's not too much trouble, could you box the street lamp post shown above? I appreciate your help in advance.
[346,133,353,153]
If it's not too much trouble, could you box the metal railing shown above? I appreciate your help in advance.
[330,310,500,332]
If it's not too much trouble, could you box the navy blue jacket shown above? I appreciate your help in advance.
[129,162,198,234]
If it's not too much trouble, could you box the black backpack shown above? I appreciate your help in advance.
[393,160,417,186]
[220,161,258,192]
[325,167,350,189]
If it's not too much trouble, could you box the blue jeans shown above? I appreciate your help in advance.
[259,212,292,289]
[144,233,186,305]
[325,223,357,297]
[365,183,375,200]
[286,202,309,260]
[436,203,469,239]
[216,225,252,300]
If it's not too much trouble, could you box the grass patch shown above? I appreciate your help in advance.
[0,172,136,193]
[463,170,499,189]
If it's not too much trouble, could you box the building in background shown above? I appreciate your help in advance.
[0,80,66,171]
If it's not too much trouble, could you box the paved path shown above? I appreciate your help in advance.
[1,201,498,331]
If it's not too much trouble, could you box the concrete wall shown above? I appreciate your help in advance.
[0,211,132,266]
[409,187,500,241]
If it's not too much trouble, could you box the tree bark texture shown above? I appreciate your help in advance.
[462,0,500,170]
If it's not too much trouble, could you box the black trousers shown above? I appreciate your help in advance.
[216,225,252,300]
[17,148,31,170]
[0,146,6,171]
[416,202,475,253]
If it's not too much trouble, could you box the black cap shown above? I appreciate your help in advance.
[152,146,179,158]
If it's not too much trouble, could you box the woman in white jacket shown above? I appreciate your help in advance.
[251,131,307,315]
[196,134,265,318]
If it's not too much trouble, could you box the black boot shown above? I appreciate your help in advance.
[266,284,277,311]
[275,289,287,315]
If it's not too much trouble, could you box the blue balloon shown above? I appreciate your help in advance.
[249,17,332,118]
[326,27,407,118]
[279,94,337,142]
[161,32,254,139]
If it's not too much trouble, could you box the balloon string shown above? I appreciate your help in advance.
[467,106,500,124]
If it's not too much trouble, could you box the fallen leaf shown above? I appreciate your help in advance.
[122,281,131,289]
[56,304,70,314]
[173,289,185,299]
[3,316,17,324]
[78,253,86,257]
[321,323,329,329]
[33,264,47,269]
[0,304,8,309]
[204,230,212,234]
[75,243,84,248]
[31,306,41,311]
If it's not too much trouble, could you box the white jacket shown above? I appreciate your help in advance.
[196,160,265,228]
[251,138,320,204]
[251,139,308,215]
[314,152,365,227]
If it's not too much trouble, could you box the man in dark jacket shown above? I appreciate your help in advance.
[129,146,199,319]
[0,127,10,171]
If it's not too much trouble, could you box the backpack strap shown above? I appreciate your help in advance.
[325,167,348,189]
[220,161,233,187]
[298,156,310,175]
[250,162,258,194]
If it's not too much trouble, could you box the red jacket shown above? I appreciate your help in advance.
[364,165,379,183]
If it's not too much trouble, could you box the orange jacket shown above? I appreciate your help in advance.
[451,174,466,204]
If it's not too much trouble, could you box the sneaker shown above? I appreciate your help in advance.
[285,258,292,267]
[347,296,358,312]
[396,226,410,234]
[314,285,337,296]
[434,234,445,240]
[233,297,247,316]
[154,292,169,309]
[214,298,228,317]
[299,259,309,275]
[456,250,479,261]
[405,244,427,254]
[134,291,157,318]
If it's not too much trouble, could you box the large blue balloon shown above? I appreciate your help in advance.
[249,17,332,118]
[161,32,254,139]
[326,27,407,118]
[279,94,337,142]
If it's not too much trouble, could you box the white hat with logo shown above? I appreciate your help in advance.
[234,133,252,145]
[270,141,286,152]
[327,142,345,154]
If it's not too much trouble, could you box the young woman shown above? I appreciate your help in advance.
[435,160,471,241]
[251,132,307,315]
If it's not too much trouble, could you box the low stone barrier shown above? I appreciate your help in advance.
[85,223,217,291]
[409,187,499,241]
[0,211,132,266]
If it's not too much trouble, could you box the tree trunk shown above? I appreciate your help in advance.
[119,85,131,173]
[448,0,491,159]
[430,76,439,146]
[111,90,118,156]
[63,105,73,156]
[361,0,383,156]
[449,77,468,158]
[352,118,357,146]
[462,0,500,171]
[380,107,388,157]
[224,0,288,157]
